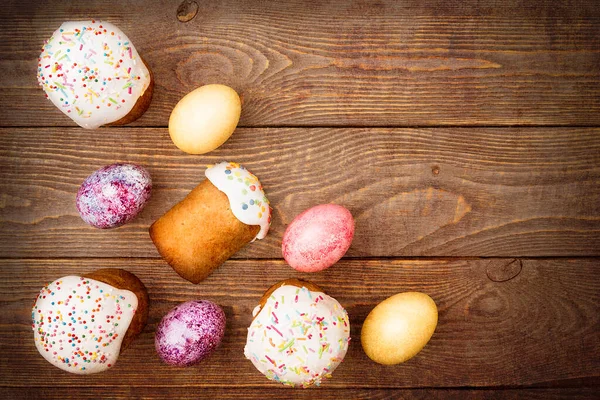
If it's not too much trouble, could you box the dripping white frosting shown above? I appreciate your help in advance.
[37,20,151,129]
[205,161,271,240]
[244,285,350,387]
[32,275,138,374]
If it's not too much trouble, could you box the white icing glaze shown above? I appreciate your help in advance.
[37,20,151,129]
[32,275,138,374]
[244,285,350,388]
[205,161,271,240]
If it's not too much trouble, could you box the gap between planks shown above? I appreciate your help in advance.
[0,383,598,390]
[0,256,597,261]
[3,124,600,129]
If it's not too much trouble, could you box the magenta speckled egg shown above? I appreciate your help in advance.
[282,204,354,273]
[155,301,226,367]
[76,163,152,229]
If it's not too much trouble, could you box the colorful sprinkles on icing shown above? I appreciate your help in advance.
[205,161,271,240]
[37,20,150,129]
[31,276,138,374]
[244,285,350,388]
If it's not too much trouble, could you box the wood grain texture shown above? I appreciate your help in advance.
[1,127,599,258]
[1,0,599,397]
[3,387,600,400]
[1,0,599,127]
[1,258,598,388]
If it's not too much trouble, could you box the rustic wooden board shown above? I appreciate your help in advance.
[2,0,599,398]
[2,258,599,388]
[1,0,599,127]
[1,127,599,258]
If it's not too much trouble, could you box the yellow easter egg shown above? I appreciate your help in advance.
[361,292,438,365]
[168,84,241,154]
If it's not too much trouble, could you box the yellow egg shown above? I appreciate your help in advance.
[168,84,241,154]
[361,292,438,365]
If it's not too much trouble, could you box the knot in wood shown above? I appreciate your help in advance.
[486,259,522,282]
[177,1,199,22]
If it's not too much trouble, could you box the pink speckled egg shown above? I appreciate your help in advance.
[155,300,226,367]
[282,204,354,272]
[76,163,152,229]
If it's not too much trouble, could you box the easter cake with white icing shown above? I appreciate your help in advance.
[150,161,271,283]
[244,279,351,388]
[31,269,149,374]
[37,20,153,128]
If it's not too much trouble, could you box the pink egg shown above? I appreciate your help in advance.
[282,204,354,272]
[76,163,152,229]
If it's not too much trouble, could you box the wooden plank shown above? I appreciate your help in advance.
[1,258,598,388]
[1,127,599,258]
[1,0,599,126]
[2,386,599,400]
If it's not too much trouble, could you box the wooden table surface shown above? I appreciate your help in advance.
[1,1,599,398]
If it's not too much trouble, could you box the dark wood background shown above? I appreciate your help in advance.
[1,0,599,398]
